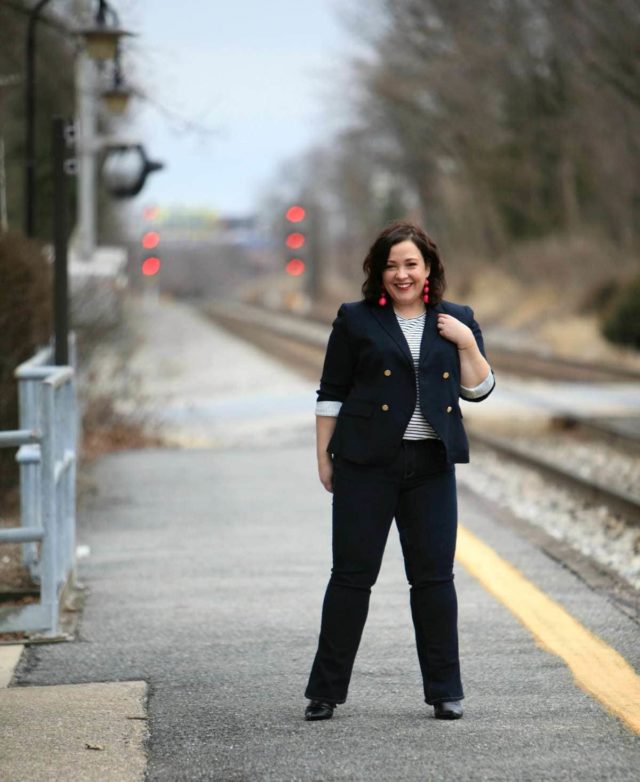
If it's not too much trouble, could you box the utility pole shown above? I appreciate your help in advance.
[24,0,53,237]
[52,117,73,365]
[0,138,7,232]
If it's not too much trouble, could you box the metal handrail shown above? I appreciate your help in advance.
[0,336,78,637]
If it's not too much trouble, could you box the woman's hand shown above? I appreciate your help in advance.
[438,312,492,386]
[318,454,334,493]
[436,313,475,349]
[316,415,338,492]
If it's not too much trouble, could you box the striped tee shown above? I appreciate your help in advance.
[394,311,439,440]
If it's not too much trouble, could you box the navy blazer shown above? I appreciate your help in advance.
[317,298,495,467]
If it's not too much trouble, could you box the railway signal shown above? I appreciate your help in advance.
[285,203,307,276]
[285,258,305,276]
[141,219,161,277]
[143,205,160,221]
[286,205,305,223]
[141,256,161,276]
[142,230,160,249]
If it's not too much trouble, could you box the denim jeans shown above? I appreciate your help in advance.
[305,438,464,705]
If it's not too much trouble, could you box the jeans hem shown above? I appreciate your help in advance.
[425,694,465,705]
[305,693,347,705]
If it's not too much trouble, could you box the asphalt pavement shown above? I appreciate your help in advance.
[3,295,639,781]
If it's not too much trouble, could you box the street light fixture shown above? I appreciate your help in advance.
[77,0,134,62]
[102,82,131,115]
[101,44,132,115]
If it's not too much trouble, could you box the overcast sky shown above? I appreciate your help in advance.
[119,0,356,215]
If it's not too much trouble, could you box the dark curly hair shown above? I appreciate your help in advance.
[361,221,446,307]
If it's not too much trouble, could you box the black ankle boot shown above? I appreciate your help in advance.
[304,700,336,721]
[433,700,463,720]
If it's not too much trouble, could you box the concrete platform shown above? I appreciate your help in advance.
[6,444,639,781]
[3,296,638,780]
[0,680,147,781]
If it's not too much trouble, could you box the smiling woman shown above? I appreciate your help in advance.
[303,220,496,722]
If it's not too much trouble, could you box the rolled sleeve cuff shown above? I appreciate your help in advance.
[460,368,495,399]
[316,400,343,417]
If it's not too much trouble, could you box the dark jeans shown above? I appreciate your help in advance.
[305,438,464,706]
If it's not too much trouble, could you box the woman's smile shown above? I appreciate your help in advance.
[382,240,430,312]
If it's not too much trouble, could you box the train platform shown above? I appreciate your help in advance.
[1,295,639,781]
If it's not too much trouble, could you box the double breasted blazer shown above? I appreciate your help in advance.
[317,298,496,467]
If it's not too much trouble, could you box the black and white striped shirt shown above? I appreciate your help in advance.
[394,312,439,439]
[315,310,495,440]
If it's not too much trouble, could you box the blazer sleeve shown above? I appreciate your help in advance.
[460,305,496,403]
[316,304,355,403]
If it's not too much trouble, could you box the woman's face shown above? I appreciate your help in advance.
[381,240,430,308]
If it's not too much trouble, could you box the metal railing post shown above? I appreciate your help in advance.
[1,344,78,636]
[39,378,59,634]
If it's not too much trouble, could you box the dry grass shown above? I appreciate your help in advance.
[440,231,640,369]
[0,488,36,597]
[80,394,165,465]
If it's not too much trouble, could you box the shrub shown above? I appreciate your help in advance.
[600,274,640,349]
[0,232,52,494]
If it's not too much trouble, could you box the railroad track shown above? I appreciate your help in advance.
[204,300,640,529]
[474,345,640,383]
[237,301,640,383]
[467,428,640,527]
[550,413,640,456]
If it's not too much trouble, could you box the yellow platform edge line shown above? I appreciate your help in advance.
[457,524,640,734]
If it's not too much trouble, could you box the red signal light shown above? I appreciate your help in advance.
[286,205,305,223]
[142,231,160,249]
[143,205,160,221]
[286,258,305,276]
[142,256,161,276]
[286,232,305,250]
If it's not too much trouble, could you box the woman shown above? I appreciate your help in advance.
[303,220,495,721]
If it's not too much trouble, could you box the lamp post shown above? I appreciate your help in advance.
[0,74,20,233]
[24,0,53,237]
[23,0,133,241]
[75,1,133,259]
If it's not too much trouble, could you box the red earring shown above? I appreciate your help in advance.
[423,278,430,304]
[378,287,387,306]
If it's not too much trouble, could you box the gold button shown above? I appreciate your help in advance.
[446,405,452,413]
[381,404,389,412]
[384,369,392,377]
[442,371,450,379]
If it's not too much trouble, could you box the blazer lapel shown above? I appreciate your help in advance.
[370,301,445,370]
[370,303,413,368]
[419,301,444,368]
[371,302,444,369]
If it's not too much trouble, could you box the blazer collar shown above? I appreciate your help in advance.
[370,301,445,370]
